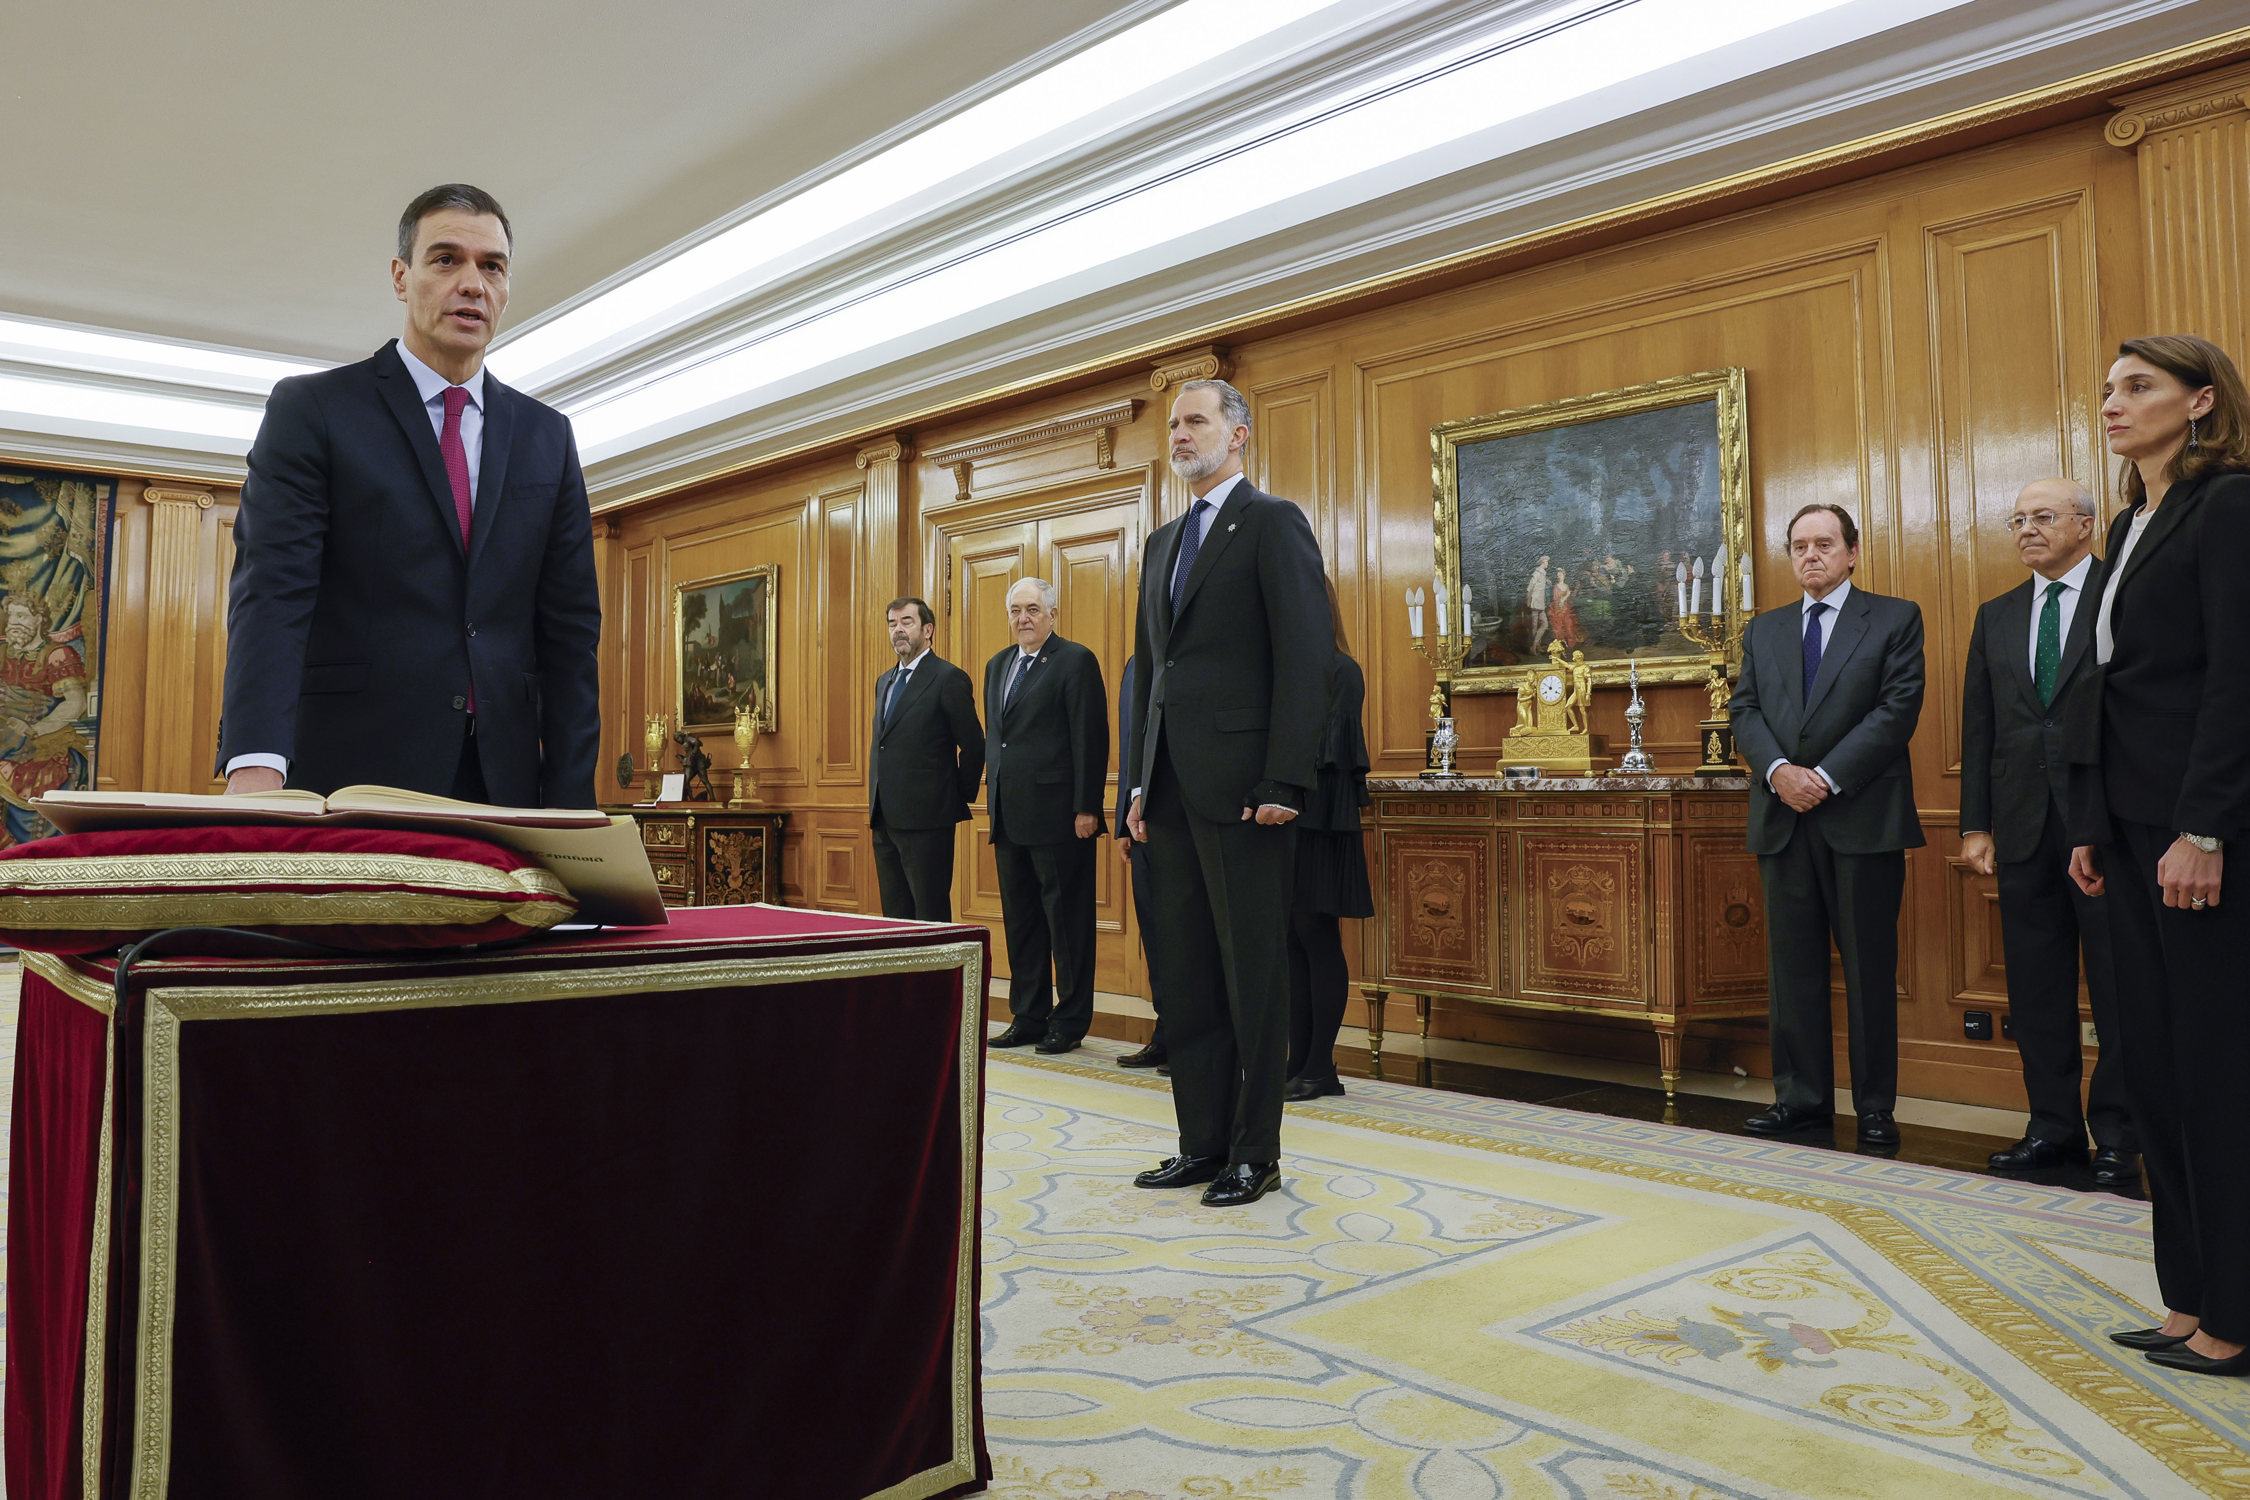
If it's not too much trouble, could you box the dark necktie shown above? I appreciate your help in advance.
[1005,653,1033,707]
[441,386,476,712]
[2034,580,2065,705]
[1802,601,1829,700]
[883,667,911,726]
[1170,499,1211,609]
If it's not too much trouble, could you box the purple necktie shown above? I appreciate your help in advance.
[441,385,476,712]
[1802,601,1829,700]
[1170,500,1211,609]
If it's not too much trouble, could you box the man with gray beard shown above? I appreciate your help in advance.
[1126,379,1332,1207]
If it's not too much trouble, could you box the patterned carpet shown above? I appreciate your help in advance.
[981,1040,2249,1499]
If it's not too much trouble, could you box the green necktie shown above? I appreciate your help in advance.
[2035,579,2065,705]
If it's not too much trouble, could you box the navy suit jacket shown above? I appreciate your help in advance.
[219,341,601,806]
[982,634,1107,845]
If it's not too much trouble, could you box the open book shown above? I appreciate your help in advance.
[35,785,665,927]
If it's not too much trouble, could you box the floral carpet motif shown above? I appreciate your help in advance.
[981,1040,2250,1498]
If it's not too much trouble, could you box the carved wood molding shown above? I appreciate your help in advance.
[922,398,1141,502]
[1148,345,1233,392]
[140,486,215,509]
[2106,63,2250,147]
[853,435,911,469]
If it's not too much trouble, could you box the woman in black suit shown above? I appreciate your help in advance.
[2069,334,2250,1377]
[1285,576,1375,1102]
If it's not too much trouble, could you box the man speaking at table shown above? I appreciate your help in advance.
[1127,378,1332,1208]
[218,183,601,808]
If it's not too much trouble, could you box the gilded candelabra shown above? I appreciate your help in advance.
[1677,553,1753,776]
[1404,584,1473,778]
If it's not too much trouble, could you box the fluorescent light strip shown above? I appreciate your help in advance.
[0,373,263,446]
[489,0,1349,388]
[571,0,1930,456]
[0,316,324,387]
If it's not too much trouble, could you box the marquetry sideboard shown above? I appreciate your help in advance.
[1364,776,1766,1103]
[605,806,790,907]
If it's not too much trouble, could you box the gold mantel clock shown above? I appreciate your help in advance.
[1500,640,1604,774]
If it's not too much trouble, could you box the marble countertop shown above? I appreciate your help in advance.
[1368,774,1751,792]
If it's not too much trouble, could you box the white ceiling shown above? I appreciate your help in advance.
[2,0,1137,362]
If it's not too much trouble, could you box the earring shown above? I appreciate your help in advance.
[2189,413,2201,450]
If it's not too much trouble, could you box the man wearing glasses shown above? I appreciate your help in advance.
[1959,478,2138,1190]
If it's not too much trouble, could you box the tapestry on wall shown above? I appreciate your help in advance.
[0,464,115,846]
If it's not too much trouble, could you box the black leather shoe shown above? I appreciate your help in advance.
[1285,1075,1346,1102]
[1117,1041,1168,1068]
[2109,1326,2192,1351]
[1988,1134,2086,1172]
[1743,1104,1832,1136]
[2145,1344,2250,1377]
[1856,1111,1900,1149]
[2090,1148,2142,1191]
[1201,1162,1281,1207]
[1035,1032,1079,1054]
[989,1019,1046,1047]
[1133,1154,1225,1189]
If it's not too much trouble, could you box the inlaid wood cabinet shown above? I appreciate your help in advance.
[1365,776,1766,1102]
[605,806,790,907]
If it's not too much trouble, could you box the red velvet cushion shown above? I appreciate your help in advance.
[0,825,576,954]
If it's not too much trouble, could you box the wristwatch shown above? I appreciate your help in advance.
[2180,832,2223,854]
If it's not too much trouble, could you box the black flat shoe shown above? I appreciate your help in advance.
[1117,1041,1168,1068]
[1035,1032,1079,1054]
[1285,1075,1346,1102]
[1988,1134,2087,1172]
[1743,1104,1832,1136]
[1133,1154,1225,1189]
[1855,1110,1900,1148]
[1201,1162,1281,1207]
[2090,1148,2142,1191]
[2145,1345,2250,1376]
[2109,1326,2192,1351]
[989,1020,1046,1048]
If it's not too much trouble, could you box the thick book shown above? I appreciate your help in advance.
[34,786,667,927]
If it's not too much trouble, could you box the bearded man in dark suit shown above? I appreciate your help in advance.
[869,595,984,921]
[219,184,599,807]
[1126,378,1332,1208]
[1731,503,1925,1151]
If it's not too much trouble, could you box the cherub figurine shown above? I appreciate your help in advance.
[1565,650,1593,736]
[1705,662,1732,719]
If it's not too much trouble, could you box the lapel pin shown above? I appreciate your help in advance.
[1227,523,1237,532]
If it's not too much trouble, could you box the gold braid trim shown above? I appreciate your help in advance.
[0,889,571,930]
[0,854,572,929]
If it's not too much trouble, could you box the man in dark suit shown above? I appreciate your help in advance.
[869,595,984,921]
[1961,479,2137,1187]
[219,184,599,807]
[984,578,1108,1054]
[1114,653,1167,1069]
[1731,503,1925,1149]
[1126,379,1332,1208]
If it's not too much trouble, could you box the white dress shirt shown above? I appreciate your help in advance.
[227,343,490,778]
[2095,508,2157,666]
[2027,552,2094,677]
[1766,579,1854,794]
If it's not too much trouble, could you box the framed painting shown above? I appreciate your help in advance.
[1433,367,1750,691]
[675,564,778,732]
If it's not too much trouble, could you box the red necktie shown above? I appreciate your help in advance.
[440,386,477,712]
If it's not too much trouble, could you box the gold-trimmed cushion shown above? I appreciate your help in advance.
[0,825,575,954]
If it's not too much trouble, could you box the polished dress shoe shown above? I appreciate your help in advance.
[2145,1344,2250,1377]
[1987,1134,2086,1172]
[2090,1147,2142,1190]
[1743,1104,1832,1136]
[1856,1111,1900,1148]
[989,1019,1046,1047]
[1117,1041,1168,1069]
[1201,1162,1281,1207]
[1133,1154,1225,1189]
[1285,1075,1346,1102]
[2109,1326,2192,1351]
[1035,1032,1080,1054]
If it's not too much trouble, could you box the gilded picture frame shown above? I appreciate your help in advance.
[1433,367,1750,692]
[675,563,778,732]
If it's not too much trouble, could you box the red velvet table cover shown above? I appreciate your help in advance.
[7,904,992,1500]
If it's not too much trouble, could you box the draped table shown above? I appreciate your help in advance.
[8,904,991,1500]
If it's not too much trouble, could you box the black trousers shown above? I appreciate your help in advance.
[2103,817,2250,1341]
[1124,841,1168,1049]
[1758,814,1904,1115]
[993,834,1098,1041]
[1286,911,1347,1082]
[1143,742,1295,1163]
[1995,802,2134,1150]
[452,722,488,802]
[871,819,956,921]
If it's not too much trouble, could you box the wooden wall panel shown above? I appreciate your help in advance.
[819,484,864,788]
